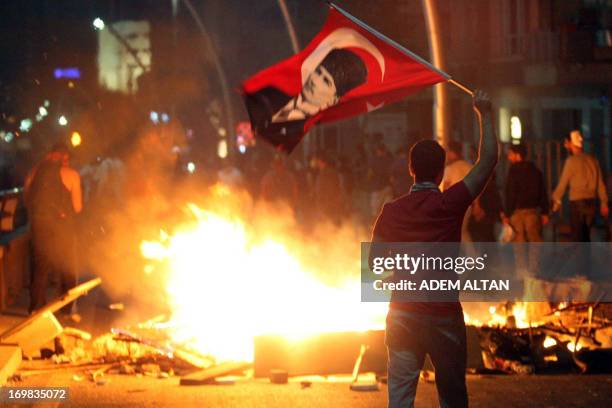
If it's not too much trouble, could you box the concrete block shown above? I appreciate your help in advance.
[3,311,62,357]
[0,344,21,384]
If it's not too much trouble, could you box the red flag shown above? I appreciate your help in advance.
[242,5,449,153]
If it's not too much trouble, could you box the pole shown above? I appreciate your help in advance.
[277,0,301,54]
[182,0,236,157]
[421,0,448,146]
[277,0,309,160]
[329,2,450,79]
[328,2,475,140]
[448,79,474,96]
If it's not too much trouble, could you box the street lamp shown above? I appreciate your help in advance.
[93,17,105,31]
[71,131,82,147]
[510,116,522,144]
[58,115,68,126]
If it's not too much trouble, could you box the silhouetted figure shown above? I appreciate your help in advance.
[25,143,82,313]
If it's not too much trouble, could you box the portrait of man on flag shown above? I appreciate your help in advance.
[242,6,448,153]
[271,47,367,123]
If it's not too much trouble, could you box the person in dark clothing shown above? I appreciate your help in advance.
[372,91,498,407]
[25,143,82,313]
[504,144,549,228]
[503,144,549,275]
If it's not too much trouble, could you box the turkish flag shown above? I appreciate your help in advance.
[242,5,448,154]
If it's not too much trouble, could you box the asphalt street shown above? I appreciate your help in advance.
[4,371,612,408]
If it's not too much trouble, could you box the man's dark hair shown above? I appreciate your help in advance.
[320,48,367,97]
[447,140,463,156]
[409,140,446,183]
[509,143,527,159]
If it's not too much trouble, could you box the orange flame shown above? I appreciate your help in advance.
[140,194,386,362]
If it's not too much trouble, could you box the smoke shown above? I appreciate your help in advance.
[81,126,372,329]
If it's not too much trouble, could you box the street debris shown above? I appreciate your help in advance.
[179,362,252,386]
[269,369,288,384]
[476,301,612,374]
[0,278,101,384]
[1,276,610,390]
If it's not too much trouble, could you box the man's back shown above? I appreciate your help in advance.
[372,181,474,314]
[28,161,74,220]
[374,182,473,243]
[506,161,547,214]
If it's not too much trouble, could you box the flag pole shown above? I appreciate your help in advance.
[448,79,474,96]
[327,2,475,97]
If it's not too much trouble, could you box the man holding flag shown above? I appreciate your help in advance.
[372,91,497,407]
[243,4,498,406]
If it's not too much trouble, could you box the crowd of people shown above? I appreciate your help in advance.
[11,122,610,322]
[7,104,609,408]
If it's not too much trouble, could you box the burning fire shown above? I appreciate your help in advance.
[137,187,559,363]
[140,192,386,362]
[464,302,544,328]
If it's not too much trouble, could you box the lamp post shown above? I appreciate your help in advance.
[181,0,236,158]
[421,0,449,147]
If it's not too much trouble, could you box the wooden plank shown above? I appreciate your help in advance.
[180,362,251,386]
[0,278,101,340]
[111,328,213,369]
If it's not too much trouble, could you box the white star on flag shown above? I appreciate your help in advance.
[366,101,384,112]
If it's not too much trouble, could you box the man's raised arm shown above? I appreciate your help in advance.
[462,90,499,198]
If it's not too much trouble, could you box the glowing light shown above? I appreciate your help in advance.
[93,17,105,30]
[510,116,522,141]
[150,111,159,124]
[488,306,496,314]
[54,68,81,79]
[161,113,169,123]
[38,106,48,117]
[44,100,51,107]
[19,118,33,132]
[543,337,557,349]
[70,131,82,147]
[58,115,68,126]
[217,140,228,159]
[186,162,196,174]
[218,127,227,137]
[238,144,247,154]
[567,342,582,352]
[3,132,14,143]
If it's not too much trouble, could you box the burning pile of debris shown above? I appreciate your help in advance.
[1,275,611,393]
[2,277,612,390]
[0,278,248,387]
[470,300,612,375]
